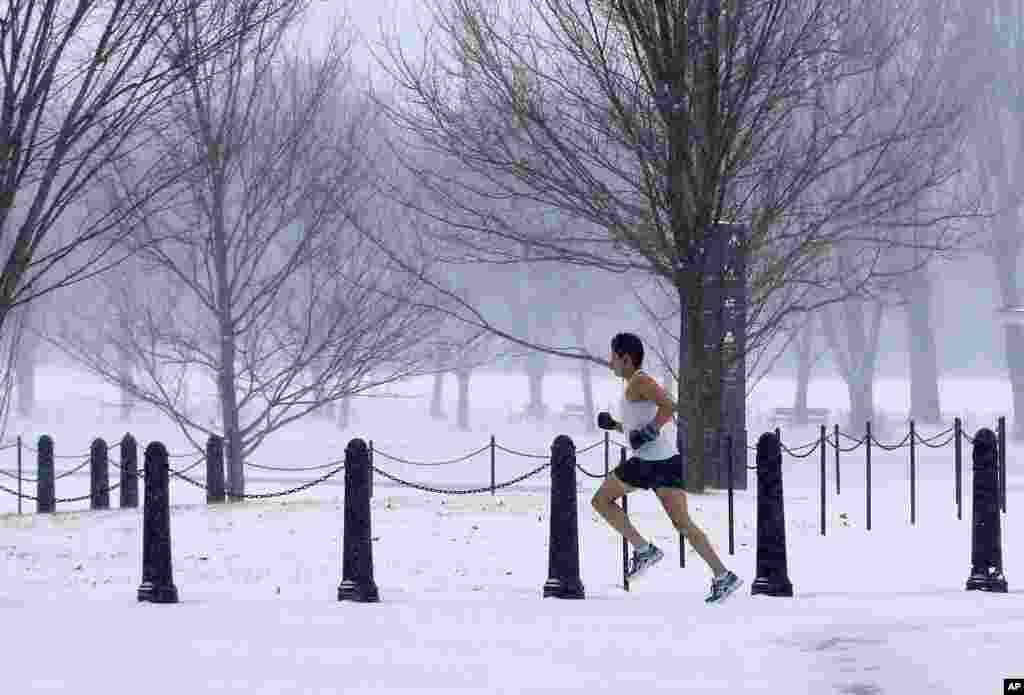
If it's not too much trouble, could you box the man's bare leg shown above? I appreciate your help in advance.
[591,474,647,549]
[655,488,727,576]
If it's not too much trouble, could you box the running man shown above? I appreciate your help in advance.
[591,332,742,604]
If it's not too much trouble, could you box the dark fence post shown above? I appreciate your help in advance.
[727,432,735,554]
[603,431,609,477]
[623,490,630,591]
[338,438,379,602]
[820,424,826,537]
[751,432,793,597]
[16,434,22,515]
[834,423,840,496]
[865,420,872,531]
[37,435,55,514]
[90,438,110,511]
[909,420,916,526]
[490,435,496,495]
[955,417,962,520]
[998,416,1007,514]
[543,435,585,599]
[119,434,139,509]
[368,440,374,500]
[965,428,1008,593]
[138,442,179,604]
[206,435,225,504]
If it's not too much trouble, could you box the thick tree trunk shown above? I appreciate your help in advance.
[15,337,34,418]
[792,315,814,421]
[211,180,244,500]
[821,299,884,436]
[524,351,547,421]
[455,367,471,430]
[570,310,596,432]
[337,395,351,429]
[993,225,1024,440]
[904,271,941,424]
[430,346,447,419]
[679,284,711,494]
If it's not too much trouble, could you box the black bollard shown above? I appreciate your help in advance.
[90,438,110,511]
[206,435,225,504]
[543,435,585,599]
[751,432,794,597]
[120,434,139,509]
[966,428,1008,593]
[338,438,379,602]
[138,442,179,604]
[37,435,55,514]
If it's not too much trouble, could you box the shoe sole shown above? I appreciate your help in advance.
[625,551,664,583]
[706,577,744,604]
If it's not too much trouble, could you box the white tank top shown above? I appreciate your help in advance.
[619,372,677,461]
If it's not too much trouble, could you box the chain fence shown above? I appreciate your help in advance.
[0,417,1007,513]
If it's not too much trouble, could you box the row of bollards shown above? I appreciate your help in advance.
[28,433,224,513]
[751,427,1008,596]
[134,427,1007,605]
[33,434,141,513]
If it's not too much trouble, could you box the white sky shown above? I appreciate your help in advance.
[296,0,432,85]
[1,362,1021,693]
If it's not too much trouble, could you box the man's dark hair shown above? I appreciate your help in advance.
[611,332,644,369]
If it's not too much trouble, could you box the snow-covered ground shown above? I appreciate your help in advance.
[1,364,1021,694]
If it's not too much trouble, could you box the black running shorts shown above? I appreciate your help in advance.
[612,453,685,490]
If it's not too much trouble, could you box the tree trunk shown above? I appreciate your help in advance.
[13,303,36,418]
[570,310,596,432]
[821,298,883,436]
[455,367,471,430]
[904,271,941,424]
[792,315,814,422]
[338,395,351,429]
[993,223,1024,439]
[211,178,244,500]
[846,375,874,437]
[525,351,547,421]
[679,284,711,494]
[430,346,446,419]
[15,334,34,418]
[118,315,134,423]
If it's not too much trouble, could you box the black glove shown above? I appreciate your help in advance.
[597,411,619,431]
[628,422,659,450]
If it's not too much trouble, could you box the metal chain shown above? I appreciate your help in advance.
[780,439,820,459]
[0,482,36,500]
[245,456,347,472]
[778,440,819,456]
[371,444,490,467]
[170,460,347,500]
[371,460,551,495]
[575,462,605,479]
[914,428,956,449]
[20,444,91,459]
[0,467,35,483]
[55,457,93,480]
[492,443,550,460]
[575,439,605,454]
[869,431,913,451]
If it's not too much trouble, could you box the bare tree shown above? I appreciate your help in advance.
[0,0,303,340]
[39,13,445,499]
[369,0,979,490]
[960,4,1024,439]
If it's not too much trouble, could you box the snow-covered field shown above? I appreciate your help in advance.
[1,364,1021,694]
